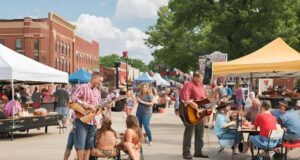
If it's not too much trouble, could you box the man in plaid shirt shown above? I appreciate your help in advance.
[71,71,104,160]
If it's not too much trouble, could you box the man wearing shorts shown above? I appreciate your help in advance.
[54,84,70,127]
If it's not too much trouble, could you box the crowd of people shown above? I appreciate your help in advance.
[0,83,70,122]
[1,70,300,160]
[60,72,300,159]
[63,71,182,160]
[207,80,300,160]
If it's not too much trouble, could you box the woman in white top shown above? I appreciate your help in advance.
[125,89,136,116]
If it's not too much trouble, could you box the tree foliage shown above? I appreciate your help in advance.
[99,54,149,72]
[146,0,300,72]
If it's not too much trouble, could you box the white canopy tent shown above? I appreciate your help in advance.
[0,44,68,83]
[153,73,170,86]
[0,44,68,140]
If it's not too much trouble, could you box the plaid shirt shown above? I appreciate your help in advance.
[71,83,101,125]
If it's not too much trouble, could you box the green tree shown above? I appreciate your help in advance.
[99,54,149,72]
[146,7,203,72]
[99,53,120,68]
[146,0,300,72]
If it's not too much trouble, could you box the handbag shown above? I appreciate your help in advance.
[238,141,249,153]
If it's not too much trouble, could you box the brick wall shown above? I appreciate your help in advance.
[0,13,99,74]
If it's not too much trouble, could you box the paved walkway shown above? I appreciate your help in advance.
[0,108,299,160]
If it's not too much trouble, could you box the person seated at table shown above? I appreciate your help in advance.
[90,117,118,158]
[277,99,300,142]
[3,97,23,116]
[249,100,280,152]
[0,94,8,111]
[118,115,143,160]
[245,98,261,124]
[214,101,242,154]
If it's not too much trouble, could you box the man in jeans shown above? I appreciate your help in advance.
[180,71,209,159]
[71,72,104,160]
[54,84,70,127]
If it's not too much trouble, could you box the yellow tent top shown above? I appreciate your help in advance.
[213,38,300,76]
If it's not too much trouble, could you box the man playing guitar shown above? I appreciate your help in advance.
[71,72,104,160]
[179,71,209,159]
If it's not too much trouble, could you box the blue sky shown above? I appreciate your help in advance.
[0,0,168,63]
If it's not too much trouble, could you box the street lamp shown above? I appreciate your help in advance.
[122,51,128,91]
[114,61,121,89]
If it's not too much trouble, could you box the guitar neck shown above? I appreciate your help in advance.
[95,95,127,109]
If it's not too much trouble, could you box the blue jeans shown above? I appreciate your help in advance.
[136,112,152,142]
[75,119,96,150]
[250,135,279,150]
[218,130,242,145]
[66,129,75,150]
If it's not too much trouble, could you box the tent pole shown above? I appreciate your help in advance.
[11,79,14,141]
[250,72,253,91]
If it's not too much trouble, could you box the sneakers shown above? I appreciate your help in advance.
[145,137,152,146]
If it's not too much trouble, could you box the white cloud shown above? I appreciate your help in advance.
[75,14,153,64]
[115,0,169,19]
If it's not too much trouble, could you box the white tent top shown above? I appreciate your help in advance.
[153,73,170,86]
[0,44,68,83]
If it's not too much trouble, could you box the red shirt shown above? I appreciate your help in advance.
[254,113,276,138]
[180,80,206,102]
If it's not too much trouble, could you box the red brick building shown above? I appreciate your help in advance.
[0,12,99,73]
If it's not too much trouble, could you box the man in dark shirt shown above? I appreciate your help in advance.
[179,71,209,159]
[53,84,70,127]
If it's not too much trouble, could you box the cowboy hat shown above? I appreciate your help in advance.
[216,101,231,110]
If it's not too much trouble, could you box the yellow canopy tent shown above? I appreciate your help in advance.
[213,38,300,76]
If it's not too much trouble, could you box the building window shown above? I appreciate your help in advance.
[58,41,61,53]
[68,45,71,57]
[55,40,58,52]
[61,59,64,71]
[75,51,78,61]
[55,58,58,69]
[0,39,5,45]
[63,43,65,54]
[16,38,22,54]
[34,39,40,61]
[64,60,67,72]
[68,62,71,73]
[60,41,63,53]
[66,44,69,56]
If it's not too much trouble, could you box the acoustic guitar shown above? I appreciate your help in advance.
[69,94,126,124]
[179,98,212,125]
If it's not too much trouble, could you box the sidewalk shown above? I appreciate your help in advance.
[0,108,299,160]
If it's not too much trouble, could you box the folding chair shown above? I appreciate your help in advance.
[282,139,300,160]
[253,129,284,160]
